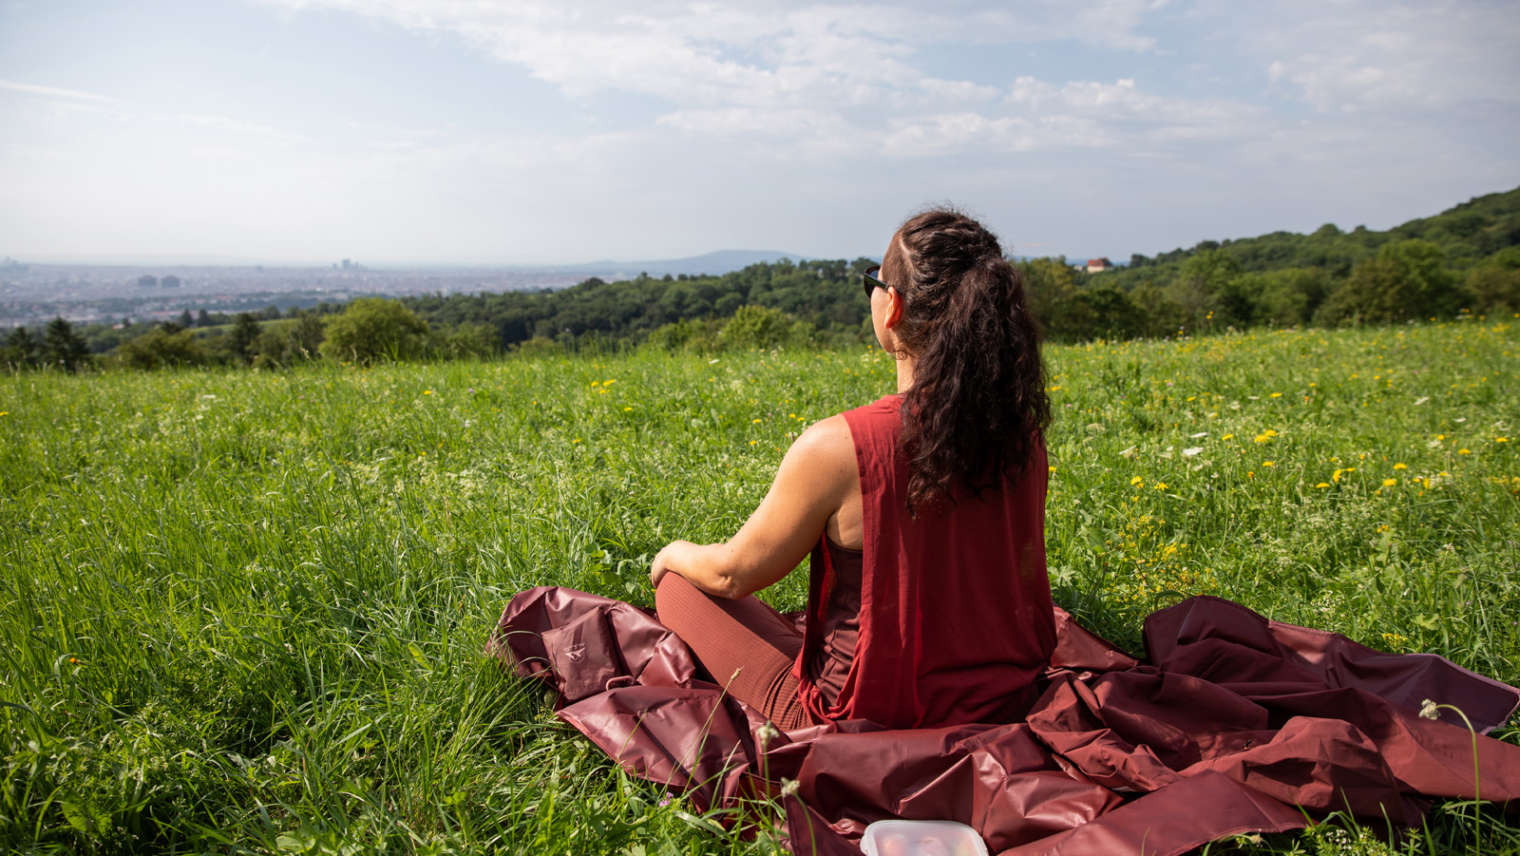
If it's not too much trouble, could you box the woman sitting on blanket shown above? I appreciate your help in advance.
[650,208,1056,730]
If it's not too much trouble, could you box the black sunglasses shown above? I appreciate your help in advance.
[862,266,887,299]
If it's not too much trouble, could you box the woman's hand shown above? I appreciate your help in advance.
[649,540,698,589]
[646,415,858,600]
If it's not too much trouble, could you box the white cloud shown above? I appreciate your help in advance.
[998,76,1264,149]
[917,78,1002,103]
[256,1,1161,109]
[174,113,310,144]
[0,78,119,103]
[252,0,1261,162]
[0,79,313,145]
[881,112,1111,157]
[1237,1,1520,112]
[656,106,846,140]
[1006,76,1255,124]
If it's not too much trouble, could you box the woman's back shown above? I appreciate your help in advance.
[651,207,1055,731]
[797,394,1056,728]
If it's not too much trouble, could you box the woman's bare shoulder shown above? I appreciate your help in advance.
[792,414,854,461]
[808,412,853,438]
[773,414,856,503]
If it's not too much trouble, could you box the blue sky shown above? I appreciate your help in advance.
[2,0,1517,265]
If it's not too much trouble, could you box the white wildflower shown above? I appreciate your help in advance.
[755,722,780,748]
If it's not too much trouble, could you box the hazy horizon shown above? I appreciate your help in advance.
[3,247,807,269]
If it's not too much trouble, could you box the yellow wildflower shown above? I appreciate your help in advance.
[1315,482,1330,489]
[1130,476,1144,486]
[1222,433,1235,440]
[1393,463,1407,470]
[1382,478,1397,487]
[1270,392,1282,398]
[1262,461,1275,468]
[1458,448,1471,455]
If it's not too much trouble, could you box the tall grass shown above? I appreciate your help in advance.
[1,319,1516,854]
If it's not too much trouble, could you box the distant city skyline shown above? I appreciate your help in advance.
[2,0,1517,265]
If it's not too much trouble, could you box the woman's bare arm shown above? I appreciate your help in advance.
[649,415,857,599]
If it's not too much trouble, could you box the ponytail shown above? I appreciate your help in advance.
[887,210,1050,513]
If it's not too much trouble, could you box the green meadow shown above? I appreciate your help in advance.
[2,320,1517,854]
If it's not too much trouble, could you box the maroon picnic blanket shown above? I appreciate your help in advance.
[488,588,1520,855]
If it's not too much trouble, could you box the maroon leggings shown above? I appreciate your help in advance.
[654,574,813,730]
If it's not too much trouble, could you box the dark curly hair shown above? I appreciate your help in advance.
[881,208,1051,513]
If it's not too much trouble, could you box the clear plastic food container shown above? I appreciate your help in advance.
[859,819,990,856]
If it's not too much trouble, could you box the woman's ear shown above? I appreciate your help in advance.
[884,287,904,329]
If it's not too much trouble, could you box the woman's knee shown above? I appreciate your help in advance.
[654,572,700,628]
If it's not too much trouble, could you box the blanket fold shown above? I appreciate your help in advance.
[489,587,1520,855]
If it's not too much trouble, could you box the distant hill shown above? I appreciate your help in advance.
[1110,185,1520,280]
[534,250,804,279]
[46,184,1520,371]
[1006,184,1520,340]
[394,186,1519,350]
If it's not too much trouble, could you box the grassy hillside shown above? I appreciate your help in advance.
[2,319,1517,853]
[1114,185,1520,279]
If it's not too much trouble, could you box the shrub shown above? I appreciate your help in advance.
[115,327,209,370]
[319,298,429,365]
[716,304,806,350]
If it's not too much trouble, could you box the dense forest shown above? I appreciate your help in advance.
[1056,184,1520,338]
[4,186,1518,371]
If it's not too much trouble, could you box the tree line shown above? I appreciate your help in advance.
[1028,186,1520,340]
[5,186,1517,372]
[400,185,1519,347]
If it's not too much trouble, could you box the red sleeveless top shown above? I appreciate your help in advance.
[794,394,1056,728]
